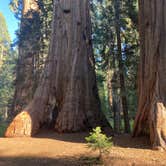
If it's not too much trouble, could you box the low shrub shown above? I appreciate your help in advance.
[85,126,113,160]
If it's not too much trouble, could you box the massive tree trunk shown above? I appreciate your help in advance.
[12,0,41,117]
[133,0,166,150]
[5,0,103,137]
[114,0,130,133]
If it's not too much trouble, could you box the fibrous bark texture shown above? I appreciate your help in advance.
[5,0,103,137]
[12,0,40,117]
[133,0,166,150]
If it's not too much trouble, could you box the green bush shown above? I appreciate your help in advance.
[85,127,113,159]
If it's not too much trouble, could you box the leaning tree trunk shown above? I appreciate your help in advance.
[5,0,103,137]
[133,0,166,150]
[11,0,41,117]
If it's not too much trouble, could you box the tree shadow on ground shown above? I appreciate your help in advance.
[35,127,150,149]
[34,126,113,144]
[112,134,151,149]
[34,128,150,150]
[0,155,100,166]
[34,128,89,143]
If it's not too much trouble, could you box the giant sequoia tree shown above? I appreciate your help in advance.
[5,0,103,137]
[12,0,41,117]
[133,0,166,150]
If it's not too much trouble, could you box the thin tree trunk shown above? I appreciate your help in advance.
[133,0,166,150]
[107,56,121,133]
[111,72,121,133]
[5,0,104,137]
[114,0,130,133]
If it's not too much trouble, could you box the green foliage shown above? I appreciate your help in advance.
[9,0,22,19]
[85,127,113,158]
[0,12,16,119]
[96,70,110,114]
[0,12,11,68]
[0,51,17,117]
[0,123,7,137]
[0,12,11,45]
[91,0,139,131]
[39,0,53,60]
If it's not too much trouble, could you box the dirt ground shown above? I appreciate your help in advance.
[0,130,166,166]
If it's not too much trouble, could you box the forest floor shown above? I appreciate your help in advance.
[0,129,166,166]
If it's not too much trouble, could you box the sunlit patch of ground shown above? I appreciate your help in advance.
[0,130,166,166]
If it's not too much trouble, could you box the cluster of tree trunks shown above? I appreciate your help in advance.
[133,0,166,150]
[114,0,130,133]
[5,0,104,137]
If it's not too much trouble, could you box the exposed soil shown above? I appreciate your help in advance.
[107,134,166,166]
[0,130,166,166]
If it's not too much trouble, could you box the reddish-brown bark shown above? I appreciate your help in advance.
[5,0,104,137]
[12,0,40,117]
[133,0,166,150]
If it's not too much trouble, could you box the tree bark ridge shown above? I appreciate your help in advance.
[133,0,166,150]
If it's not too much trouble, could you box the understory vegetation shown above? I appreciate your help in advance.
[86,127,113,160]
